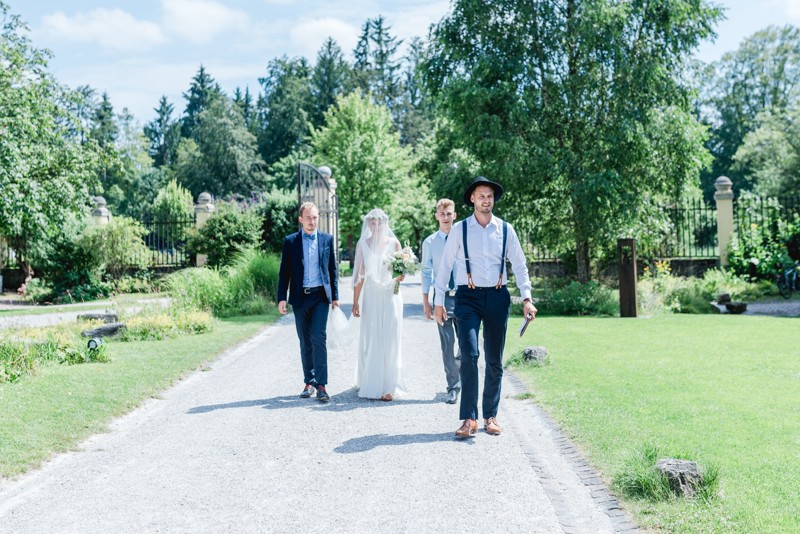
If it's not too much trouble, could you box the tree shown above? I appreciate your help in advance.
[65,85,98,144]
[172,97,268,198]
[310,38,351,129]
[310,93,412,262]
[352,16,403,116]
[733,106,800,197]
[700,25,800,197]
[233,86,257,131]
[182,65,223,139]
[144,96,180,167]
[256,56,313,166]
[424,0,720,281]
[0,2,104,281]
[90,92,118,147]
[398,36,435,147]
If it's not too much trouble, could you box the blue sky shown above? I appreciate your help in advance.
[7,1,798,124]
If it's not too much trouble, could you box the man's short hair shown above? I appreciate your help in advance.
[436,198,455,211]
[299,201,318,216]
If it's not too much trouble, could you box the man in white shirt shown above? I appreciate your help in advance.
[421,198,461,404]
[434,177,538,438]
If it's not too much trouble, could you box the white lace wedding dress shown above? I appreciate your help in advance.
[353,239,406,399]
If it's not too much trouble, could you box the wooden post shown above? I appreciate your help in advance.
[618,238,638,317]
[194,192,215,267]
[714,176,734,267]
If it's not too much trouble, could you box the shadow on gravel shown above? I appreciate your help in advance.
[334,432,464,453]
[186,396,305,414]
[187,389,448,414]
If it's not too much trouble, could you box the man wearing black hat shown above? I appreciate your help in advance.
[434,177,537,438]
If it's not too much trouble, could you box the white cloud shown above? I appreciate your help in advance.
[289,18,360,61]
[40,9,165,51]
[784,0,800,19]
[162,0,250,44]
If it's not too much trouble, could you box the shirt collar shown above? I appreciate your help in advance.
[436,230,450,240]
[466,214,499,229]
[303,230,318,240]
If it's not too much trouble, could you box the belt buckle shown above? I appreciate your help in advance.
[303,287,312,294]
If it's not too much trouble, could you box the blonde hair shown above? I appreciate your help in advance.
[299,202,318,216]
[435,198,455,211]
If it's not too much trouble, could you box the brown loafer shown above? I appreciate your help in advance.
[484,417,502,435]
[455,419,478,439]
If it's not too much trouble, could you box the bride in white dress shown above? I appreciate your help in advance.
[351,209,406,401]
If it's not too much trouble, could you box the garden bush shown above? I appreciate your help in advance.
[531,280,618,316]
[164,250,280,317]
[81,216,151,279]
[0,327,109,384]
[251,190,298,253]
[117,309,214,341]
[187,203,262,267]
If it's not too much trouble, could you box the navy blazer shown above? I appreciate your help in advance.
[277,231,339,307]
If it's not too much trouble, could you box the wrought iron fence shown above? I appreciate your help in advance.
[734,194,800,242]
[138,215,196,267]
[651,198,718,259]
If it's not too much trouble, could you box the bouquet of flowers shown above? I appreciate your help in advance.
[386,246,420,294]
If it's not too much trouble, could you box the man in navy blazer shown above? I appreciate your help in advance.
[278,202,339,402]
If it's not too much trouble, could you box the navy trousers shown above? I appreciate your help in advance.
[453,285,510,421]
[293,289,329,387]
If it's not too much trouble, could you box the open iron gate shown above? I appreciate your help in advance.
[297,162,339,258]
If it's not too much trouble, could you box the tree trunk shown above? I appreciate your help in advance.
[575,238,590,284]
[348,234,355,269]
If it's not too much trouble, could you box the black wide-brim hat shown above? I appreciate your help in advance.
[463,176,504,207]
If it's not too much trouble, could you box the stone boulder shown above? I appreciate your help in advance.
[725,301,747,314]
[522,346,548,366]
[81,322,126,338]
[716,293,731,304]
[656,458,702,497]
[77,312,118,323]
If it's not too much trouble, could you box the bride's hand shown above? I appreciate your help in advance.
[395,274,405,283]
[352,302,360,317]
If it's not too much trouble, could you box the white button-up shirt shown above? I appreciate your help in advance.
[433,214,532,306]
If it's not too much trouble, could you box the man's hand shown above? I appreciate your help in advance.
[278,300,288,315]
[434,305,447,326]
[422,297,433,320]
[523,300,538,320]
[331,300,340,309]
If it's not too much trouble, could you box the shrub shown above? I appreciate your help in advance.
[228,248,280,300]
[117,309,214,341]
[251,191,298,253]
[0,327,109,384]
[164,268,227,313]
[187,204,262,267]
[151,179,194,242]
[536,280,618,316]
[81,216,151,279]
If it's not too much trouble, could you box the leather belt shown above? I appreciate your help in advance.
[303,286,323,294]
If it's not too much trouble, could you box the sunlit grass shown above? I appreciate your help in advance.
[507,314,800,533]
[0,313,275,477]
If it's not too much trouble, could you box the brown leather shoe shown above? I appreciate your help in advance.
[484,417,502,435]
[455,419,478,439]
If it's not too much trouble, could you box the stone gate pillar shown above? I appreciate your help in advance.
[714,176,734,267]
[91,196,111,225]
[194,192,215,267]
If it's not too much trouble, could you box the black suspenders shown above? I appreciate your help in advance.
[462,218,508,289]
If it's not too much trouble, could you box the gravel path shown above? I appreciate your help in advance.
[0,278,634,533]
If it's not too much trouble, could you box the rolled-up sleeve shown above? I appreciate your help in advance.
[506,224,531,301]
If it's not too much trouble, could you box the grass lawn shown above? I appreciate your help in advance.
[0,313,276,478]
[506,314,800,533]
